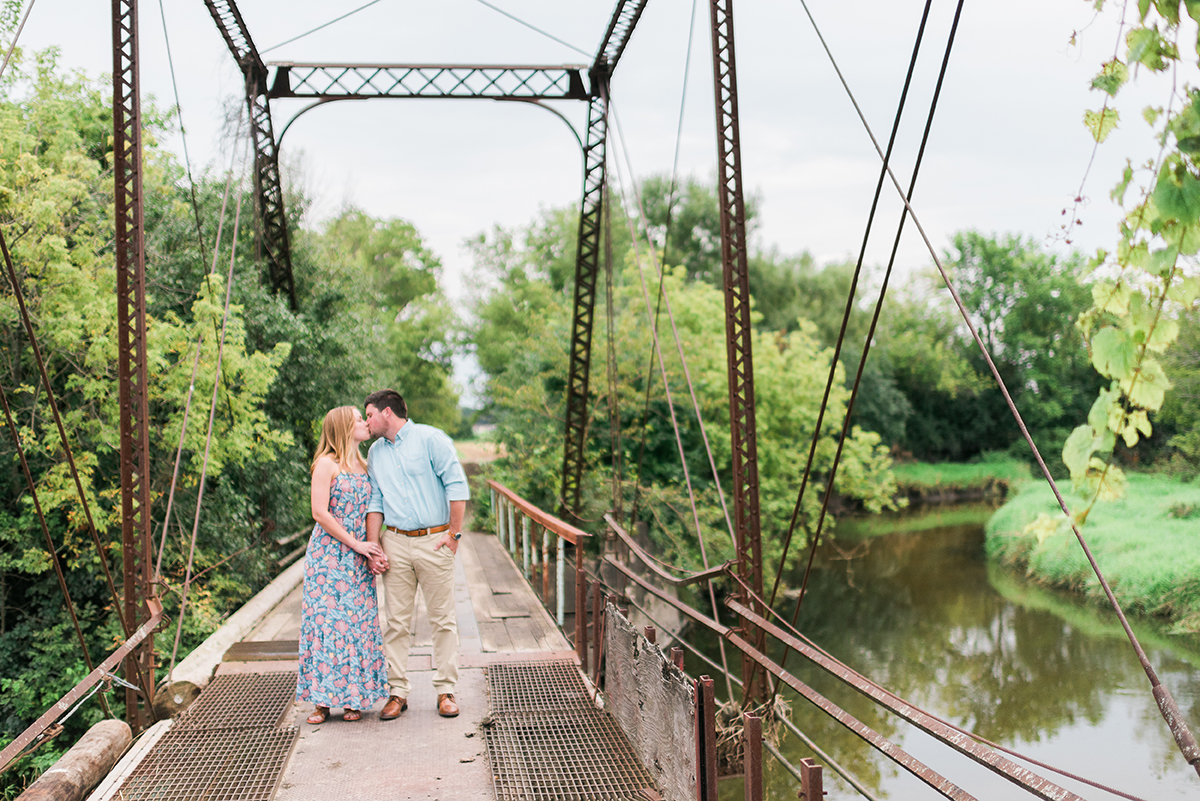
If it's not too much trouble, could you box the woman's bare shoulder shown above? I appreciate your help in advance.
[312,455,341,479]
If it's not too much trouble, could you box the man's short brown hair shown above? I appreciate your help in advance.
[365,389,407,419]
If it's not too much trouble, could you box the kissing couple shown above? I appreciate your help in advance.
[295,389,470,724]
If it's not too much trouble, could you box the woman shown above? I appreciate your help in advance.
[297,405,388,723]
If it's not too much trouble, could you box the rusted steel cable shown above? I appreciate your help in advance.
[0,0,36,80]
[603,186,623,522]
[794,0,1200,768]
[611,101,736,548]
[605,514,730,586]
[153,335,204,583]
[155,0,209,275]
[608,123,735,702]
[764,0,936,654]
[167,150,248,684]
[729,573,1151,801]
[156,104,241,584]
[0,382,110,717]
[629,0,701,523]
[607,558,981,800]
[773,0,962,691]
[0,229,132,641]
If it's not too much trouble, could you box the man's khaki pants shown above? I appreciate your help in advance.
[379,529,459,698]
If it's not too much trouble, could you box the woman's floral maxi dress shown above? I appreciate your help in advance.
[297,472,387,710]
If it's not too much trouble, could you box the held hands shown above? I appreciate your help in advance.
[434,532,459,555]
[367,553,389,575]
[354,540,386,561]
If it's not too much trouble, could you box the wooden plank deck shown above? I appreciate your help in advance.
[224,528,575,800]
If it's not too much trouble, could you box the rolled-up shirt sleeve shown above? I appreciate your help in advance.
[367,447,384,515]
[430,430,470,502]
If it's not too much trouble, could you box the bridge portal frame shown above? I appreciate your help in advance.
[201,0,650,528]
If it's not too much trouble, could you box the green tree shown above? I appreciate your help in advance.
[468,205,900,573]
[947,231,1101,467]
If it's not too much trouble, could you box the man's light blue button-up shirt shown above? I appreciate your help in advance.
[367,420,470,530]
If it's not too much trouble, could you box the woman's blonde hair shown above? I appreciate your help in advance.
[310,405,367,473]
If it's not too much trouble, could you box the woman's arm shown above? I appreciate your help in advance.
[311,457,384,559]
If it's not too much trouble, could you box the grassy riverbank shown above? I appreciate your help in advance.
[891,454,1032,502]
[985,473,1200,633]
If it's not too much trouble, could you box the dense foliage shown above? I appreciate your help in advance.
[1066,0,1200,509]
[0,54,459,793]
[466,169,1199,579]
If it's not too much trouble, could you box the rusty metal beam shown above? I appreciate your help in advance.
[727,600,1086,801]
[0,600,162,774]
[605,515,731,586]
[267,63,587,100]
[708,0,765,706]
[559,0,649,521]
[608,558,1088,801]
[559,92,607,520]
[595,0,650,73]
[111,0,156,733]
[202,0,296,309]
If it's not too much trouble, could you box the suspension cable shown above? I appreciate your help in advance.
[262,0,388,54]
[629,0,701,522]
[153,104,243,583]
[155,0,210,273]
[609,100,736,547]
[603,187,623,521]
[607,97,735,703]
[154,335,203,584]
[759,0,940,703]
[792,0,1200,771]
[0,0,37,81]
[167,138,249,684]
[471,0,590,58]
[0,225,132,643]
[769,0,933,614]
[775,0,964,688]
[0,382,110,716]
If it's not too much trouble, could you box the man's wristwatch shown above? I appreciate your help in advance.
[452,532,462,540]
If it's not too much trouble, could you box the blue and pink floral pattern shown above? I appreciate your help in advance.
[296,472,387,710]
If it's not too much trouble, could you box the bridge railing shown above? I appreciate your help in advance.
[487,480,589,665]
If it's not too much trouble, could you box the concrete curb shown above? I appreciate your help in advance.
[166,557,306,689]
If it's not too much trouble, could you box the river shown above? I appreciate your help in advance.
[710,503,1200,800]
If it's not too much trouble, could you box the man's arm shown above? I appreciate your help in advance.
[367,512,388,573]
[435,500,467,554]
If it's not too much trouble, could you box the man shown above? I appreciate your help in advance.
[363,389,470,719]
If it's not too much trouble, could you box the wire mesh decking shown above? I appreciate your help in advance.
[114,672,299,801]
[485,660,660,801]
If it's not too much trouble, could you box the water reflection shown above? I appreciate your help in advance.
[710,513,1200,800]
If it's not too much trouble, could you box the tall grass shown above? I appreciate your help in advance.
[986,473,1200,633]
[891,454,1032,493]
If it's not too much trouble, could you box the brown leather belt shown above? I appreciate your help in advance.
[386,523,450,537]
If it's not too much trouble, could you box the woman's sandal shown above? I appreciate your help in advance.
[306,706,329,725]
[343,709,362,722]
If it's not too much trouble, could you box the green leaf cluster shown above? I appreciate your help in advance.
[1069,0,1200,503]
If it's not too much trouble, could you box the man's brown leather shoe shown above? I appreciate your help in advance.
[437,693,459,718]
[379,695,407,720]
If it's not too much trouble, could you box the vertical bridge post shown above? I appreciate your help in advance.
[201,0,296,309]
[708,0,766,706]
[111,0,156,733]
[559,0,649,521]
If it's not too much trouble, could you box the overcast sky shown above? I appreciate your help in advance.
[12,1,1183,304]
